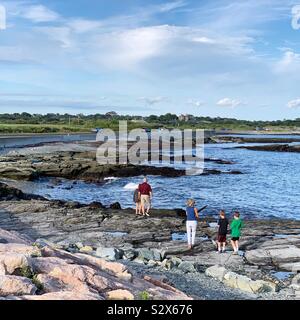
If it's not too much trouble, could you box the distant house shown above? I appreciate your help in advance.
[131,119,147,123]
[178,114,194,122]
[256,127,266,131]
[105,111,118,118]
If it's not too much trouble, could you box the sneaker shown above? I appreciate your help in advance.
[145,212,150,217]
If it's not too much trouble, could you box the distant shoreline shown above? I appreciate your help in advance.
[0,132,92,139]
[1,130,300,139]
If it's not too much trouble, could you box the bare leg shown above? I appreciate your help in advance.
[218,242,221,252]
[222,242,226,252]
[231,240,237,252]
[136,203,141,215]
[235,240,239,252]
[146,200,151,215]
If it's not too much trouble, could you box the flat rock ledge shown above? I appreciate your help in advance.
[0,151,242,182]
[0,228,191,300]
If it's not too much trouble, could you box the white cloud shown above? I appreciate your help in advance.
[187,99,205,107]
[36,27,73,48]
[0,45,32,62]
[275,50,300,73]
[217,98,242,108]
[67,19,103,33]
[138,96,168,105]
[84,24,257,73]
[287,98,300,109]
[88,25,173,68]
[158,1,187,13]
[21,5,59,23]
[192,37,216,44]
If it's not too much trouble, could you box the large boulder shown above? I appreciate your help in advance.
[0,253,30,275]
[0,243,41,257]
[223,272,277,293]
[0,275,37,296]
[206,265,277,294]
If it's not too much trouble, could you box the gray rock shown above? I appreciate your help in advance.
[95,247,123,261]
[178,261,196,273]
[123,249,138,261]
[244,249,272,266]
[245,246,300,267]
[138,248,161,262]
[279,262,300,272]
[169,256,182,267]
[206,265,277,294]
[205,265,227,281]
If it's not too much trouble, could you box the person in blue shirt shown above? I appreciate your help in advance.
[186,199,199,250]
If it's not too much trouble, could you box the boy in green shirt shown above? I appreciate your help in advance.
[230,211,243,255]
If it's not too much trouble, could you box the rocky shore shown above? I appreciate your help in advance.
[0,139,300,300]
[237,144,300,153]
[0,148,242,182]
[215,136,300,144]
[0,227,191,300]
[0,182,300,300]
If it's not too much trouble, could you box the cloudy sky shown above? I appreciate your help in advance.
[0,0,300,120]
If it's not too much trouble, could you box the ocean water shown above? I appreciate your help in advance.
[4,137,300,220]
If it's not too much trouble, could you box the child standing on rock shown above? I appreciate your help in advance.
[133,187,141,215]
[230,211,243,255]
[217,210,229,253]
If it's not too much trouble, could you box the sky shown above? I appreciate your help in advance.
[0,0,300,120]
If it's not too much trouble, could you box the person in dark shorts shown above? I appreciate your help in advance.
[133,187,141,215]
[138,177,153,217]
[230,211,244,255]
[217,210,229,253]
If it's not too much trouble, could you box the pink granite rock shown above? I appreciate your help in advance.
[0,275,37,296]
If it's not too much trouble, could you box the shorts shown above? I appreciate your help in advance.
[141,195,151,207]
[231,237,240,241]
[218,235,227,243]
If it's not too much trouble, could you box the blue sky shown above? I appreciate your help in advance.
[1,0,300,120]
